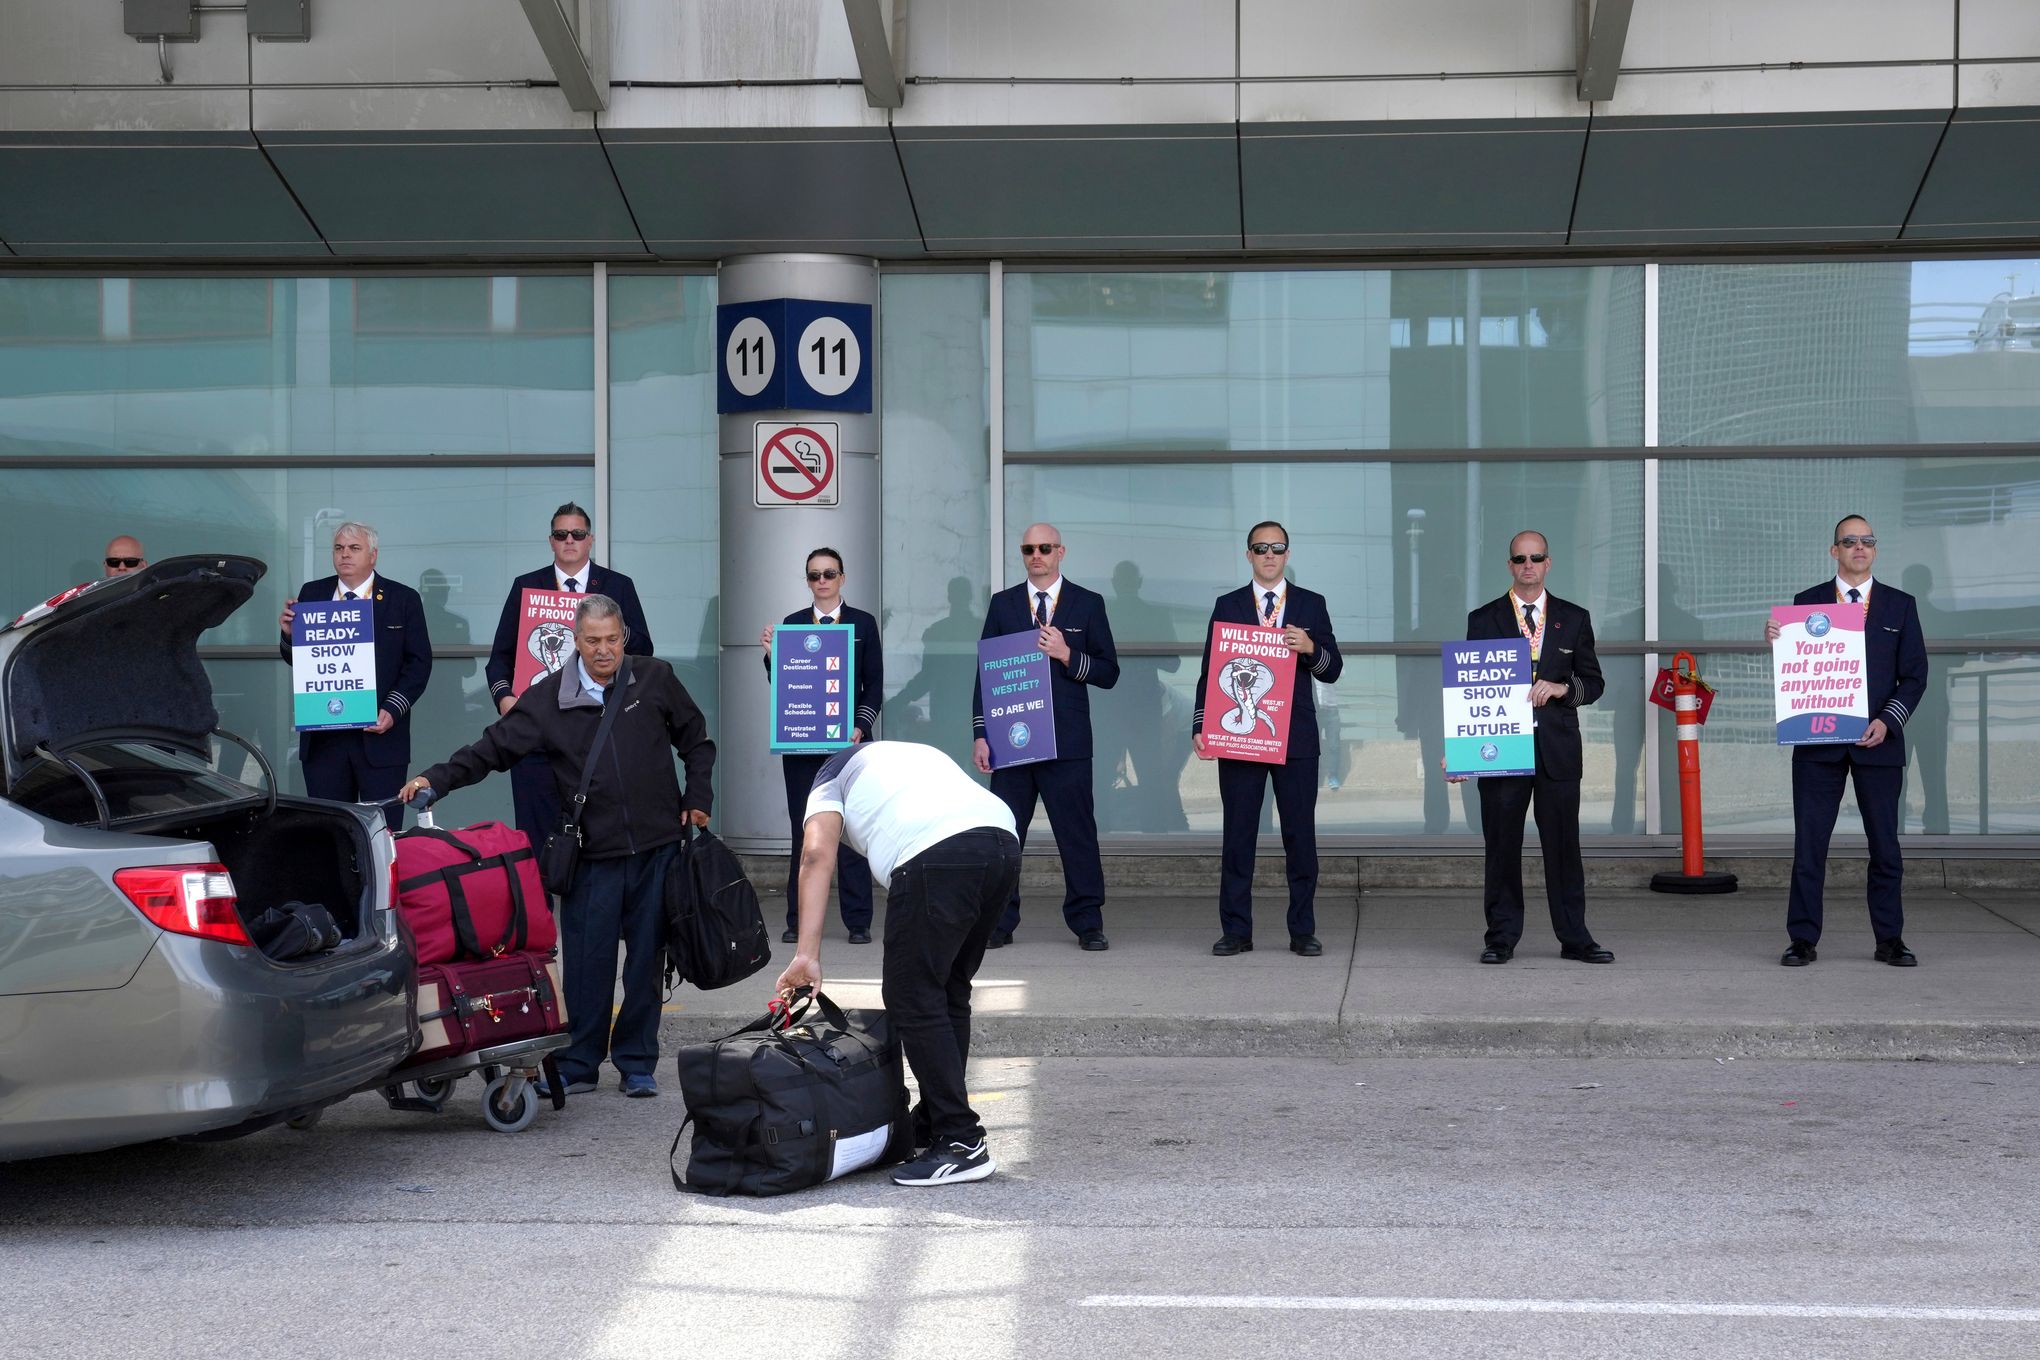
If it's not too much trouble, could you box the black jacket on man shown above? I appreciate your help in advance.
[422,656,714,860]
[486,563,653,704]
[1192,583,1344,760]
[1789,579,1927,769]
[971,580,1119,760]
[1465,592,1604,782]
[277,575,433,769]
[762,602,883,741]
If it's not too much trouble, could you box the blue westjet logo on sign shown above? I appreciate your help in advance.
[1806,612,1832,637]
[803,633,822,653]
[1480,742,1498,762]
[1008,722,1031,748]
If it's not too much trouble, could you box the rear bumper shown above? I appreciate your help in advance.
[0,930,416,1162]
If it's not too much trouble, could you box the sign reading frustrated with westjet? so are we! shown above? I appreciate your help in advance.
[291,599,378,731]
[1440,637,1534,778]
[978,630,1057,769]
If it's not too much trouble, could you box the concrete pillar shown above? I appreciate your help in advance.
[716,254,881,852]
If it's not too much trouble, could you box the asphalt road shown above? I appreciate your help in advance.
[3,1056,2036,1360]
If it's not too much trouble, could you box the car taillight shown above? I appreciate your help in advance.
[113,864,249,945]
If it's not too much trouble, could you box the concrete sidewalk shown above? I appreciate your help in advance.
[657,883,2040,1062]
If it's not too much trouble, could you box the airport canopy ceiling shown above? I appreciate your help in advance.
[2,0,2036,262]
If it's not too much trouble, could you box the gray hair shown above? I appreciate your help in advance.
[575,592,630,642]
[333,521,380,552]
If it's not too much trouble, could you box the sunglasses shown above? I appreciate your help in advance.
[105,556,143,569]
[1509,553,1549,565]
[806,568,841,582]
[1249,542,1288,556]
[1020,543,1061,556]
[1835,535,1878,548]
[550,529,591,542]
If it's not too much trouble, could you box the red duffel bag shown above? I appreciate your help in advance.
[396,822,556,965]
[413,951,567,1063]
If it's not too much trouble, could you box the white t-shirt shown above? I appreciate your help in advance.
[803,742,1017,883]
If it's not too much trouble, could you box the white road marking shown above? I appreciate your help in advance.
[1077,1296,2040,1323]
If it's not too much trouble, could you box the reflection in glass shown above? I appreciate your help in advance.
[1005,267,1644,452]
[1004,460,1644,645]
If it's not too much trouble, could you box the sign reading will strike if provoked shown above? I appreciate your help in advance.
[1440,637,1535,778]
[1770,603,1868,745]
[292,599,378,731]
[513,588,581,698]
[978,630,1057,769]
[1198,623,1297,765]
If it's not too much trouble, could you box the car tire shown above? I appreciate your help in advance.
[285,1108,324,1131]
[481,1075,539,1134]
[413,1075,456,1103]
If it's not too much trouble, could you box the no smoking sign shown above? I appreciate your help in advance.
[754,422,840,508]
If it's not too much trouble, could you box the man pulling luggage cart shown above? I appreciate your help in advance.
[772,741,1022,1186]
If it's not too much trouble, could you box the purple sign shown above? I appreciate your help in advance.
[978,630,1057,769]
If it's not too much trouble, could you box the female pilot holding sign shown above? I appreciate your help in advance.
[759,548,884,944]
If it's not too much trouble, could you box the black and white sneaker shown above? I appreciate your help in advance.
[891,1138,995,1186]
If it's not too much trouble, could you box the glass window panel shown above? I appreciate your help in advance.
[0,465,591,653]
[1661,258,2040,446]
[879,273,991,773]
[606,273,721,760]
[1004,267,1643,452]
[1003,460,1644,645]
[0,276,593,457]
[1651,650,2040,836]
[1658,457,2040,643]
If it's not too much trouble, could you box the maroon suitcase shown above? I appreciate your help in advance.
[413,951,567,1064]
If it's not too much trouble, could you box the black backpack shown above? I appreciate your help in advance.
[247,900,342,960]
[662,824,770,991]
[669,989,912,1196]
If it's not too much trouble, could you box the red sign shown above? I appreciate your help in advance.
[1649,666,1717,725]
[513,588,580,696]
[759,424,835,502]
[1199,623,1298,764]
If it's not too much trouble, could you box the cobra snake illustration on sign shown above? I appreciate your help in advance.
[1218,656,1278,736]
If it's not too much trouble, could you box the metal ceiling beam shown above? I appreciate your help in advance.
[1576,0,1634,103]
[518,0,608,113]
[843,0,904,109]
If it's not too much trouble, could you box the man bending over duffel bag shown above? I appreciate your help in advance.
[772,741,1021,1186]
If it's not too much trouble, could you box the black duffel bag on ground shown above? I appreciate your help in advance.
[669,988,913,1197]
[662,823,770,991]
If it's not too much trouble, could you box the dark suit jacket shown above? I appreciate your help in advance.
[486,563,653,703]
[972,580,1119,761]
[1192,584,1344,760]
[277,575,433,769]
[1790,580,1928,768]
[1465,592,1603,782]
[762,603,884,741]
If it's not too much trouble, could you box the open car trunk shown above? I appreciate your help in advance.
[163,800,376,950]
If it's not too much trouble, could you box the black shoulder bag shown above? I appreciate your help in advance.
[537,663,628,896]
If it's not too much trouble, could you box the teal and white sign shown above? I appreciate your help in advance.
[292,599,379,730]
[1441,638,1534,778]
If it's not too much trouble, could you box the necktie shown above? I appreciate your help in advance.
[1847,588,1861,604]
[1522,602,1537,631]
[820,615,834,625]
[1263,590,1278,626]
[565,577,580,593]
[344,591,357,601]
[1035,591,1050,628]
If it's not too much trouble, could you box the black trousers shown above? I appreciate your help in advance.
[781,753,873,932]
[301,734,402,831]
[1217,756,1320,940]
[1788,755,1904,945]
[990,757,1103,936]
[558,842,675,1082]
[881,828,1022,1148]
[1477,772,1591,951]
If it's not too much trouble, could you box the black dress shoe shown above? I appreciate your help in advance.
[1874,937,1918,967]
[1289,935,1322,957]
[1211,934,1253,956]
[1078,929,1110,952]
[781,927,798,944]
[1780,940,1817,967]
[985,929,1013,950]
[1479,945,1514,965]
[1560,943,1615,964]
[847,929,872,945]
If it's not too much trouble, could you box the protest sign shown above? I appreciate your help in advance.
[978,631,1057,768]
[771,623,855,753]
[1771,604,1868,744]
[291,599,378,731]
[513,588,581,697]
[1198,623,1297,764]
[1440,638,1535,777]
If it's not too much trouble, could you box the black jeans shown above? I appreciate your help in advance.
[881,827,1023,1148]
